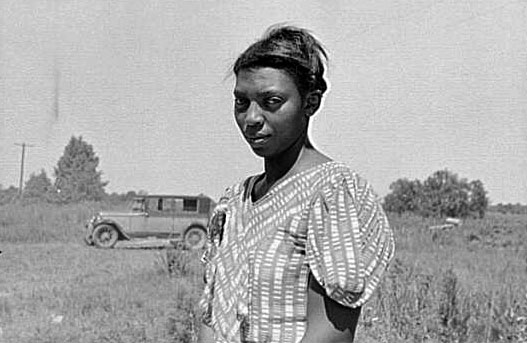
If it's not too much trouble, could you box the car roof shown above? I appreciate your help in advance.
[133,194,212,200]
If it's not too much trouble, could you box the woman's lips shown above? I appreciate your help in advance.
[246,135,271,146]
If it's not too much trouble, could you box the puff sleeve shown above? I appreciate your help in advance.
[306,172,395,308]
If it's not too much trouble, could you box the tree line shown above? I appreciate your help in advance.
[0,136,137,205]
[383,170,489,218]
[489,203,527,215]
[1,136,496,219]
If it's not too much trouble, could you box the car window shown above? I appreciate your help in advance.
[147,198,160,212]
[131,199,145,212]
[183,198,198,212]
[163,198,178,212]
[142,197,201,214]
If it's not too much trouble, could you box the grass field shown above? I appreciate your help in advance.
[1,203,526,342]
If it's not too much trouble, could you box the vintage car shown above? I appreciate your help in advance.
[84,194,215,249]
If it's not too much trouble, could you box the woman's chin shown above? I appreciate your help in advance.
[250,146,271,158]
[249,144,282,159]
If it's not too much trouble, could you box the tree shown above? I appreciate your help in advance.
[421,170,470,218]
[384,169,488,218]
[383,178,423,215]
[0,185,18,205]
[54,136,108,202]
[24,169,55,202]
[468,180,488,218]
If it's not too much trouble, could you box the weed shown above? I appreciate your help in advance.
[1,204,525,343]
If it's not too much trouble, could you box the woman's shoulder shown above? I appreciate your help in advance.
[217,173,262,203]
[216,178,248,203]
[311,159,353,182]
[299,149,366,186]
[315,161,376,198]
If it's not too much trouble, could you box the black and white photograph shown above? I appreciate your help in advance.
[0,1,526,342]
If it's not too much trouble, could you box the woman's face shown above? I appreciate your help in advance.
[233,67,308,158]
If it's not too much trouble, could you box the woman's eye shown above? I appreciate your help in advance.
[234,98,249,109]
[265,97,283,107]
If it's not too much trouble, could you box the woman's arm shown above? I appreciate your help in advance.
[299,275,361,343]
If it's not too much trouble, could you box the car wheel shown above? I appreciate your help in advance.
[92,224,119,249]
[184,226,206,250]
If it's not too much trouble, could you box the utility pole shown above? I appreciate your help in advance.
[14,143,35,196]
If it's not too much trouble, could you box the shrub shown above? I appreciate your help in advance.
[384,170,489,219]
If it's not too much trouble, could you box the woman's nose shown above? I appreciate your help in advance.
[245,102,264,127]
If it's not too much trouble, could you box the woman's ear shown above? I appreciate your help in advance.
[304,91,322,117]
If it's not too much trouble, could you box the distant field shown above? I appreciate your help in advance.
[0,203,526,342]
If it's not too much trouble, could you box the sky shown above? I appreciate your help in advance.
[1,0,526,204]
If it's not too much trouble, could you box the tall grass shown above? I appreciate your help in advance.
[0,202,118,243]
[357,213,527,342]
[0,244,204,343]
[361,258,527,342]
[1,203,525,342]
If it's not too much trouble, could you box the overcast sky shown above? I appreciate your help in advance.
[1,0,526,204]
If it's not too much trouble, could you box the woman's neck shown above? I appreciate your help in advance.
[252,137,330,202]
[264,137,306,185]
[250,136,307,203]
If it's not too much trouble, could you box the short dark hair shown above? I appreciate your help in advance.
[233,25,328,97]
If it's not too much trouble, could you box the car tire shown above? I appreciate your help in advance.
[184,226,206,250]
[92,224,119,249]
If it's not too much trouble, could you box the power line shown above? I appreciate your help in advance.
[14,142,35,195]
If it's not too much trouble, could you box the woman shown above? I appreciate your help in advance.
[198,25,395,343]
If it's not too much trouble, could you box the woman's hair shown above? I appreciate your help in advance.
[233,25,328,97]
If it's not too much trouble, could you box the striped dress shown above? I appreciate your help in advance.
[200,161,395,343]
